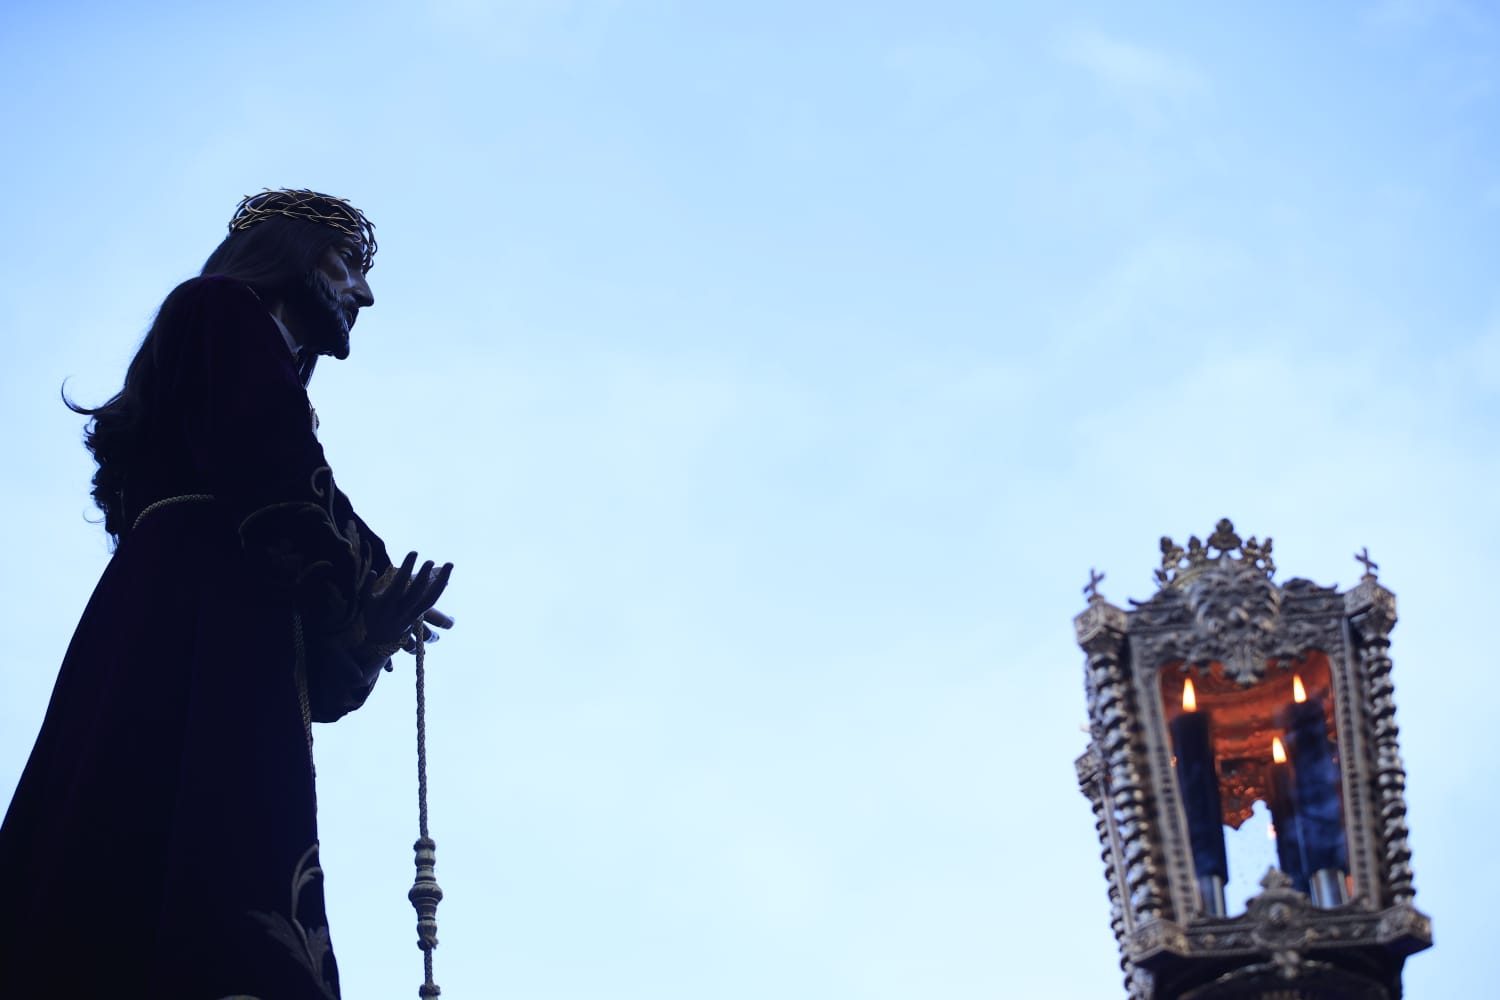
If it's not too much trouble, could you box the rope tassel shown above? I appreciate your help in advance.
[410,633,443,998]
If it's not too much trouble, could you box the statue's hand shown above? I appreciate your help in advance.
[359,552,454,661]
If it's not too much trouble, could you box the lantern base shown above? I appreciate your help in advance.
[1178,957,1393,1000]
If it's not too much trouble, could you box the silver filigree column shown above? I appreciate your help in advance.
[1077,584,1165,999]
[1344,566,1415,909]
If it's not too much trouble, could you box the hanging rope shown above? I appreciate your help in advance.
[409,630,443,998]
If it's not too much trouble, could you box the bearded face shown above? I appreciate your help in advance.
[282,243,373,360]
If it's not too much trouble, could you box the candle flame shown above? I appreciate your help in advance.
[1293,675,1307,704]
[1272,737,1287,763]
[1182,677,1198,712]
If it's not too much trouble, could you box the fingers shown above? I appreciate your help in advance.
[360,555,454,656]
[398,560,438,619]
[407,563,448,611]
[371,551,419,600]
[390,562,450,630]
[426,563,453,605]
[401,629,423,652]
[395,622,439,657]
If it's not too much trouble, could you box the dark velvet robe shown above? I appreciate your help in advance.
[1,276,395,999]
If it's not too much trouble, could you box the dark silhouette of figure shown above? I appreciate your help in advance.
[0,189,452,999]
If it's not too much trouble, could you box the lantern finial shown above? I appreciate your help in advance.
[1154,517,1275,589]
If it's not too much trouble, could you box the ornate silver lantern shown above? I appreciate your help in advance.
[1075,520,1431,999]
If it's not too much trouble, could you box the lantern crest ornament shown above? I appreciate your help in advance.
[1075,520,1431,1000]
[1155,518,1276,588]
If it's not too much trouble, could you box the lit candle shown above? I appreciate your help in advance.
[1169,677,1228,915]
[1265,737,1308,892]
[1282,674,1349,907]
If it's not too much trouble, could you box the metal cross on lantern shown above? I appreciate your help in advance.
[1084,568,1107,602]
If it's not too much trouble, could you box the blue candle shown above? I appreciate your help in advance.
[1282,675,1348,898]
[1169,678,1228,906]
[1266,737,1308,893]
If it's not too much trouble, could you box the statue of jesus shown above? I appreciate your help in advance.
[0,189,453,999]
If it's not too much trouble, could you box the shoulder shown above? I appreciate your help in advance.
[154,275,280,347]
[153,275,294,379]
[165,274,264,316]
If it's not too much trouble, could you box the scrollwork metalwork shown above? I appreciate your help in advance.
[1183,561,1282,684]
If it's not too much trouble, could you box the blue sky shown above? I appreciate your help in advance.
[2,1,1496,996]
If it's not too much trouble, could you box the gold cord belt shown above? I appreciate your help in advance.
[131,493,215,531]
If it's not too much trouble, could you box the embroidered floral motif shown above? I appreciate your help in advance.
[247,843,340,1000]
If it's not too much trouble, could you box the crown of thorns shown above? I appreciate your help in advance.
[228,188,377,271]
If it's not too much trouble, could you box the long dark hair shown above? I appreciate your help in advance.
[68,216,347,540]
